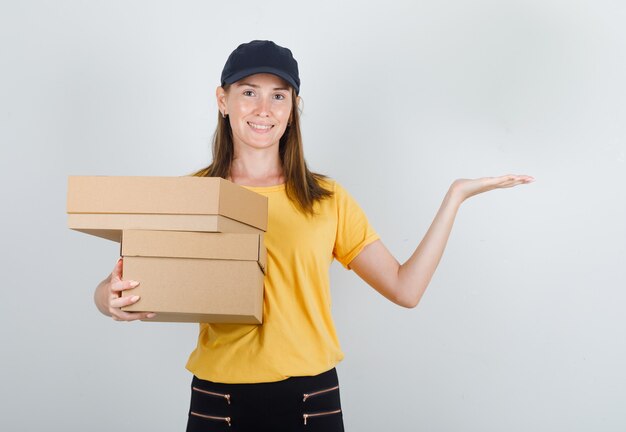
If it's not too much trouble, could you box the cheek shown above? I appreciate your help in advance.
[227,99,252,117]
[276,105,292,122]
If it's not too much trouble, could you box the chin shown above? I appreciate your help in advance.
[241,140,280,150]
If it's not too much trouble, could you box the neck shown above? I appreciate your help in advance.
[230,146,284,187]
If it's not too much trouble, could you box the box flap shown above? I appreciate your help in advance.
[218,179,269,233]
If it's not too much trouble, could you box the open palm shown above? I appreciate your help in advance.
[451,175,534,202]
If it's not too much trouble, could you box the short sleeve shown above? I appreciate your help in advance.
[332,181,380,269]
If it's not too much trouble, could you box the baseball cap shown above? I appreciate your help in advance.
[220,40,301,94]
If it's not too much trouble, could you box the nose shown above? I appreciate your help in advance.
[255,95,271,117]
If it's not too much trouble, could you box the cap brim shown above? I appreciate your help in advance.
[222,66,300,94]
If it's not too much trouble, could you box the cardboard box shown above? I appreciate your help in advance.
[120,230,266,324]
[67,176,267,241]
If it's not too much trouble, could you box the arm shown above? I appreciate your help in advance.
[349,175,534,308]
[94,258,156,321]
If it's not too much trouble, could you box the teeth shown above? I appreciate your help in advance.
[248,122,272,130]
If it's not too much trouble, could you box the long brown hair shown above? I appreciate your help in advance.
[194,86,333,214]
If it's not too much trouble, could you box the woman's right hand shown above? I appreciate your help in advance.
[94,258,156,321]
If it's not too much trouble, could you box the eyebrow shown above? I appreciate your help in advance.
[235,82,290,91]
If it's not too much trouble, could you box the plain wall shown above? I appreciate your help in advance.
[1,0,625,430]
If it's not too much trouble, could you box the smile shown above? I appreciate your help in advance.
[248,122,274,131]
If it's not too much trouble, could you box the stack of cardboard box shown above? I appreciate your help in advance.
[67,176,268,324]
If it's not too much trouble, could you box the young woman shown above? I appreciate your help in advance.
[94,40,533,431]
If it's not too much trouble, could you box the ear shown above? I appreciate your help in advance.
[295,95,303,115]
[216,86,227,114]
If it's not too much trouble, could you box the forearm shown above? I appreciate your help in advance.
[395,188,463,307]
[350,186,465,308]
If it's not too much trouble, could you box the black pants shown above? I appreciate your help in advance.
[186,368,345,432]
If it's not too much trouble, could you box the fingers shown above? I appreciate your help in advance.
[111,258,123,282]
[492,174,535,189]
[106,273,155,322]
[110,257,140,293]
[110,294,141,309]
[110,279,140,294]
[108,294,156,321]
[111,310,157,322]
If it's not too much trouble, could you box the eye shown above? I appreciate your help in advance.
[243,90,255,97]
[273,93,286,100]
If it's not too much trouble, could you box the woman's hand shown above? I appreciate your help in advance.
[449,174,535,203]
[94,258,156,321]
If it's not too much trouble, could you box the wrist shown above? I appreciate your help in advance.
[446,182,466,207]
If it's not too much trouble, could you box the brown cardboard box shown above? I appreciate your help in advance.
[67,176,267,241]
[120,230,266,324]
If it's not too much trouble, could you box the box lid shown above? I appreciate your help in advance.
[67,176,267,231]
[121,230,267,274]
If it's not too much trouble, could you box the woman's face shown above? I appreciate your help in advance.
[217,73,293,152]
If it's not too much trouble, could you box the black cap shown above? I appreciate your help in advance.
[220,40,300,94]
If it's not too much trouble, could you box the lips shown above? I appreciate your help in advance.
[247,122,273,131]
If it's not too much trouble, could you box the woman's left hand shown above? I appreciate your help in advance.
[449,174,534,203]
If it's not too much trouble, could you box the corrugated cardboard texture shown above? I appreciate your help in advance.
[68,213,261,242]
[67,176,268,231]
[121,257,264,324]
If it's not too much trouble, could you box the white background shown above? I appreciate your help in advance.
[1,0,625,430]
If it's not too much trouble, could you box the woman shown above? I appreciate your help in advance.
[94,40,533,431]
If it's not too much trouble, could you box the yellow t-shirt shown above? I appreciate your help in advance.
[185,179,379,383]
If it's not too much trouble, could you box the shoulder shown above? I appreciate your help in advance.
[316,176,356,197]
[315,178,363,212]
[321,178,360,203]
[316,176,337,192]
